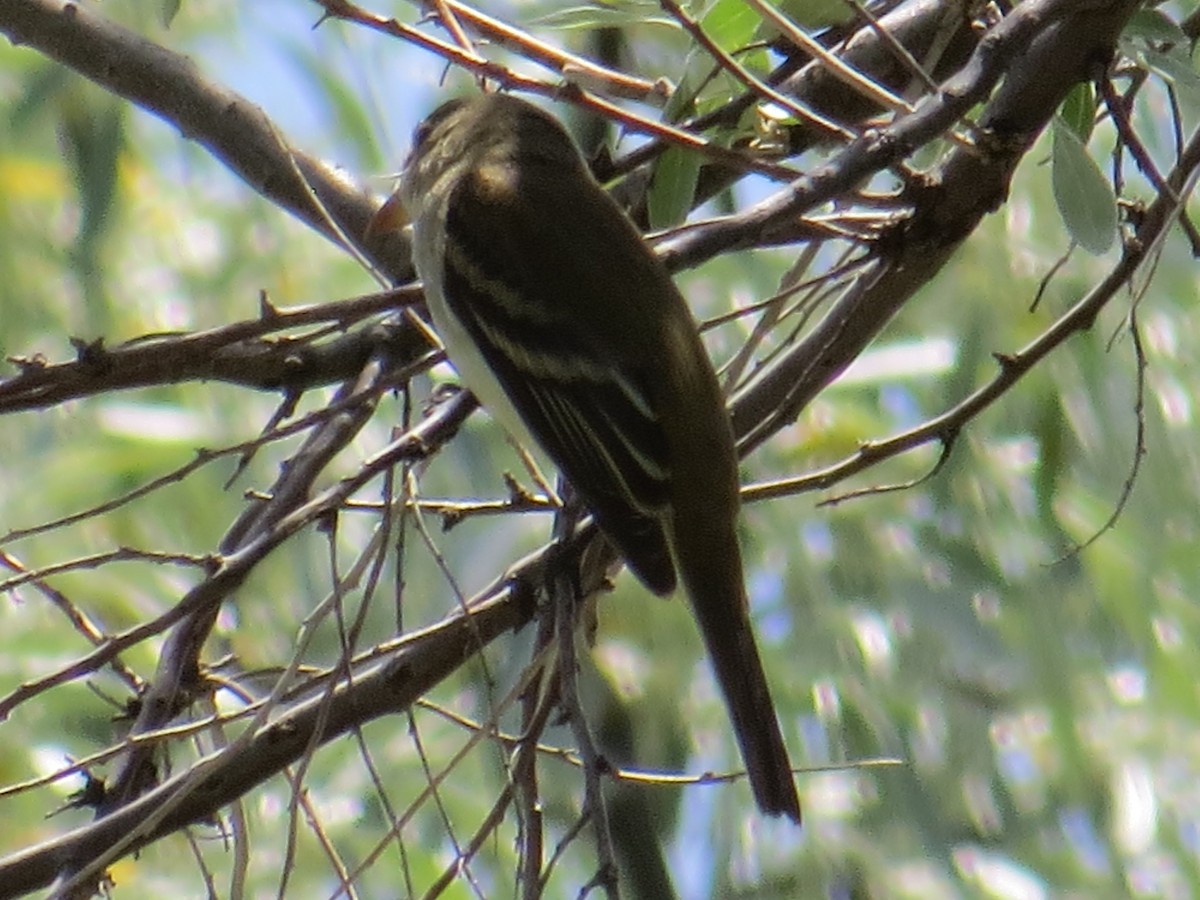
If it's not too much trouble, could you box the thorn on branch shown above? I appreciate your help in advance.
[264,718,300,742]
[258,289,280,320]
[508,573,539,633]
[316,509,338,535]
[70,336,110,373]
[992,350,1019,372]
[55,770,108,815]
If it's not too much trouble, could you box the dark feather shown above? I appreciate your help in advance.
[441,172,676,594]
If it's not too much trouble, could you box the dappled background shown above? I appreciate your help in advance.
[1,0,1198,897]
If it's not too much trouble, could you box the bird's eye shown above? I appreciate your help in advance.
[412,116,436,149]
[412,98,467,151]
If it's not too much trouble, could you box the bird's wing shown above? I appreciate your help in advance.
[437,160,677,594]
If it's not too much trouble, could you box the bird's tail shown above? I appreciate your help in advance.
[670,509,801,822]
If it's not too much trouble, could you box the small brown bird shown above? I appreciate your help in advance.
[391,93,800,821]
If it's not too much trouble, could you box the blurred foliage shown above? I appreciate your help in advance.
[1,1,1200,898]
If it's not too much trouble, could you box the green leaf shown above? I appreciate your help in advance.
[1122,8,1188,45]
[1058,83,1096,143]
[701,0,762,49]
[1138,46,1200,110]
[646,144,701,229]
[1050,116,1117,256]
[160,0,182,28]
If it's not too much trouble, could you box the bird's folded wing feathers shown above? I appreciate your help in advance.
[439,173,677,593]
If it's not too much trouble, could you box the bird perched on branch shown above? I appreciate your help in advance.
[379,92,800,822]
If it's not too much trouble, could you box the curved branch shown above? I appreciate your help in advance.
[0,289,426,413]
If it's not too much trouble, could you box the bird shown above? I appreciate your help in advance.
[386,92,800,821]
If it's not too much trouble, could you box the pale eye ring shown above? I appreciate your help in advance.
[412,98,469,154]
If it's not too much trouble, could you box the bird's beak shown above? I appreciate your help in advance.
[364,191,410,240]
